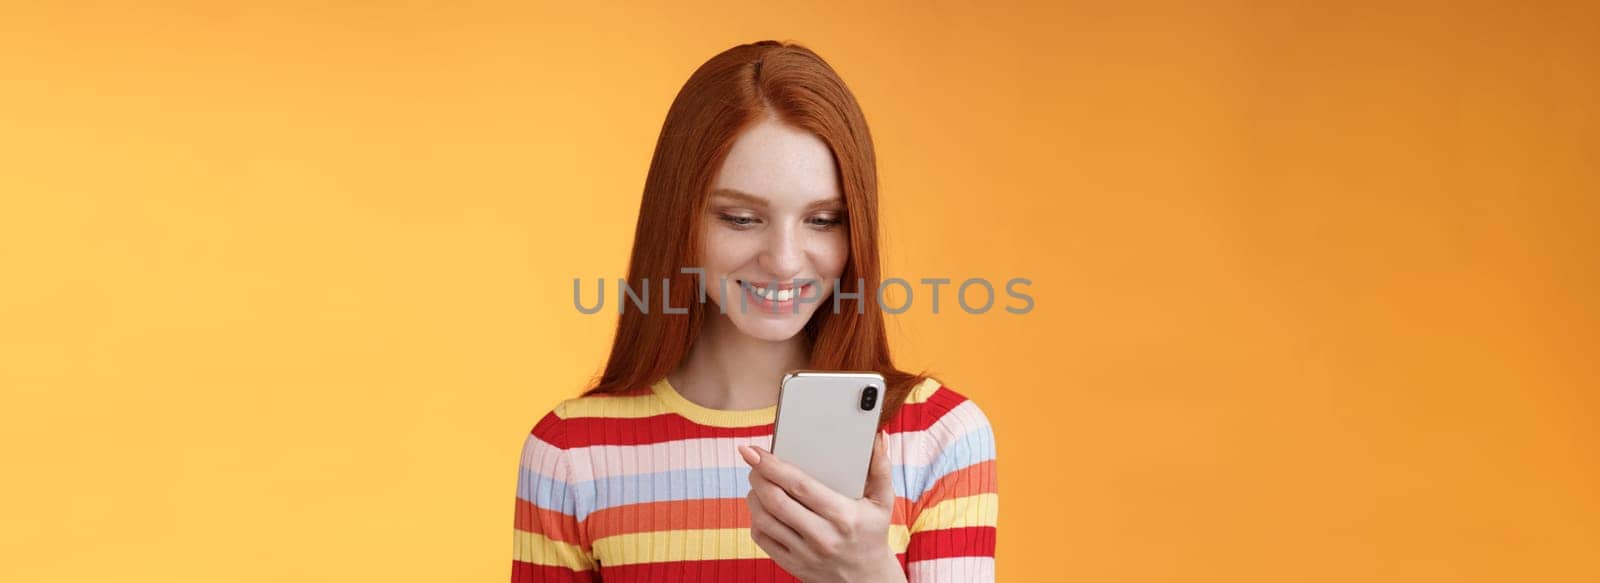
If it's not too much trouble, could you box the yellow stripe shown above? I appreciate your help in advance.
[512,530,595,570]
[591,526,912,566]
[904,377,944,404]
[911,493,999,532]
[592,528,764,566]
[555,393,671,419]
[889,523,911,552]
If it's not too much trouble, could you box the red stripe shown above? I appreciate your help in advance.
[514,498,584,545]
[582,556,914,581]
[552,413,774,446]
[511,560,598,582]
[586,497,920,540]
[906,526,997,561]
[886,386,969,433]
[596,558,801,582]
[531,410,569,446]
[516,554,922,580]
[530,385,974,448]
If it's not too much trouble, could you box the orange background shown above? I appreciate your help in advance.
[2,1,1596,581]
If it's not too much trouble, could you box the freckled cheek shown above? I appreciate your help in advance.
[702,229,763,275]
[806,234,850,281]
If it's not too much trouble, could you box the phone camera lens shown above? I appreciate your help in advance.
[859,386,879,411]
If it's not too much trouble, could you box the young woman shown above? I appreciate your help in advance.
[512,41,997,582]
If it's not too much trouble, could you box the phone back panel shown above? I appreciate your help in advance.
[770,371,885,498]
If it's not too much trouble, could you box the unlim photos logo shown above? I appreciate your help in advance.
[574,268,1034,315]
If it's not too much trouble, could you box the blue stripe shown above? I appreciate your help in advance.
[517,466,596,519]
[907,425,997,503]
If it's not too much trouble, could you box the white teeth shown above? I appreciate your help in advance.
[747,283,799,302]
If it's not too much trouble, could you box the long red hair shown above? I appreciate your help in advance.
[582,40,927,426]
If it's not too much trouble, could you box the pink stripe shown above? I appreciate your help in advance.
[566,435,771,479]
[518,435,577,483]
[559,406,986,480]
[908,556,995,582]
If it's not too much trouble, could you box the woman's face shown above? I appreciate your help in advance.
[698,115,850,342]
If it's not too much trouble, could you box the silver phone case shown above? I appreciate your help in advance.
[770,370,886,498]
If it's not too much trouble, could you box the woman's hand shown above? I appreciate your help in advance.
[739,431,906,583]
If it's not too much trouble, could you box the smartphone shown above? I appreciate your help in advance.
[769,370,886,498]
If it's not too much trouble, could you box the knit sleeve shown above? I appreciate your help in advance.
[511,409,599,582]
[906,396,998,582]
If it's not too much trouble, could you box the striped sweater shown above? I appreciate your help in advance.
[512,376,998,582]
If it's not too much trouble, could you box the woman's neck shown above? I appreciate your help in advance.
[669,313,808,411]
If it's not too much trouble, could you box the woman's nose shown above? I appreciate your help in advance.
[757,225,804,281]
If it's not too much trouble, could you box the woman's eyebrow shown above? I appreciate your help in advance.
[710,187,843,210]
[806,198,845,211]
[708,188,769,207]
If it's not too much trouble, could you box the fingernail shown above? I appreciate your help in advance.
[738,445,760,466]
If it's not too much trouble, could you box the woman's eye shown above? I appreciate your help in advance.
[717,213,759,227]
[808,215,843,228]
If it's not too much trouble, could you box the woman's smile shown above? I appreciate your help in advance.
[736,279,817,312]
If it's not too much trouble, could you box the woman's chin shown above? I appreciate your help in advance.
[718,312,810,343]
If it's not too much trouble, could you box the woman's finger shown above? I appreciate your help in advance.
[864,430,896,507]
[750,528,795,568]
[748,464,837,546]
[743,445,852,523]
[746,488,807,558]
